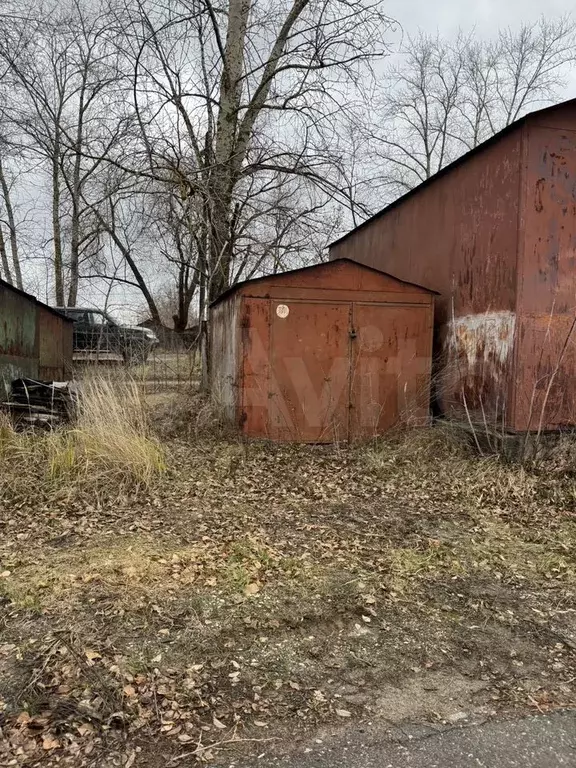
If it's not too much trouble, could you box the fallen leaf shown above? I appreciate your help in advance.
[336,709,351,718]
[84,649,101,662]
[244,582,260,596]
[212,716,227,730]
[42,736,61,750]
[254,720,267,727]
[363,595,376,605]
[123,685,136,697]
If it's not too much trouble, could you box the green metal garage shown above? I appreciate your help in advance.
[0,279,73,399]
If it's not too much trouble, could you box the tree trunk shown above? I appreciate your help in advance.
[67,78,87,307]
[0,224,12,284]
[52,141,64,305]
[207,0,252,302]
[67,179,81,306]
[206,0,310,301]
[0,156,22,289]
[208,187,234,302]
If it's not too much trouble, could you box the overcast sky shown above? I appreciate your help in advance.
[18,0,576,317]
[390,0,572,37]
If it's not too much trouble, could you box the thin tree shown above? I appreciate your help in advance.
[116,0,393,303]
[0,0,125,305]
[372,16,576,195]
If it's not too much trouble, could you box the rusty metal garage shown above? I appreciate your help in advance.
[209,259,436,442]
[330,98,576,433]
[0,279,73,400]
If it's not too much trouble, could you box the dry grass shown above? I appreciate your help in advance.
[363,422,576,509]
[0,376,165,503]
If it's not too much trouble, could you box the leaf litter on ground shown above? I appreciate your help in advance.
[2,406,576,765]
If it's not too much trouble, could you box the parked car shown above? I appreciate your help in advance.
[54,307,159,364]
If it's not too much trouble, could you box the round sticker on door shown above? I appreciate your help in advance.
[276,304,289,319]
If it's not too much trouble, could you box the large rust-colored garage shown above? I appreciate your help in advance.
[209,259,435,442]
[330,98,576,433]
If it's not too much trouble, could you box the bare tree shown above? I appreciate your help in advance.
[79,168,164,324]
[0,217,11,283]
[0,154,22,288]
[0,0,126,305]
[372,16,576,196]
[1,0,572,342]
[113,0,393,307]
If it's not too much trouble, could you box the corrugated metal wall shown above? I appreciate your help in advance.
[331,102,576,432]
[0,282,39,399]
[37,304,73,381]
[514,109,576,431]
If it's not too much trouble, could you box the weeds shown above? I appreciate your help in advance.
[0,376,165,503]
[363,423,576,511]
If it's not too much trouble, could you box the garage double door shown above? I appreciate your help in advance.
[266,299,432,442]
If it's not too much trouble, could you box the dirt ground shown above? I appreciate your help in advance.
[1,400,576,766]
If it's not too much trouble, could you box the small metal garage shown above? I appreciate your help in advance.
[209,258,436,442]
[0,279,73,400]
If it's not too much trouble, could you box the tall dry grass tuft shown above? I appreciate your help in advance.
[0,377,166,502]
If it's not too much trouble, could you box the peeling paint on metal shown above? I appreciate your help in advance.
[447,311,516,371]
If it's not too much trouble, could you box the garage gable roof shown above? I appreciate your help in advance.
[330,97,576,250]
[210,257,438,307]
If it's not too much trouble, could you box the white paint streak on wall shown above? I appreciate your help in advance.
[446,311,516,371]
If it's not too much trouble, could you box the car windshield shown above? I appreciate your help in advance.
[62,309,117,325]
[63,309,89,323]
[91,311,117,326]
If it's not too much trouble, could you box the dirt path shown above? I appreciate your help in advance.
[239,711,576,768]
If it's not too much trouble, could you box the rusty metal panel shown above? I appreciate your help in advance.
[239,297,271,437]
[349,303,433,438]
[0,282,37,357]
[210,260,435,442]
[0,282,39,398]
[267,301,351,442]
[250,286,432,305]
[235,258,433,300]
[513,124,576,431]
[529,101,576,131]
[209,294,240,422]
[37,305,73,380]
[330,128,523,429]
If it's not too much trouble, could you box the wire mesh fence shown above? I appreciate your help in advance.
[73,333,201,393]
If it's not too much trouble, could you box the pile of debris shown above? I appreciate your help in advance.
[1,378,78,428]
